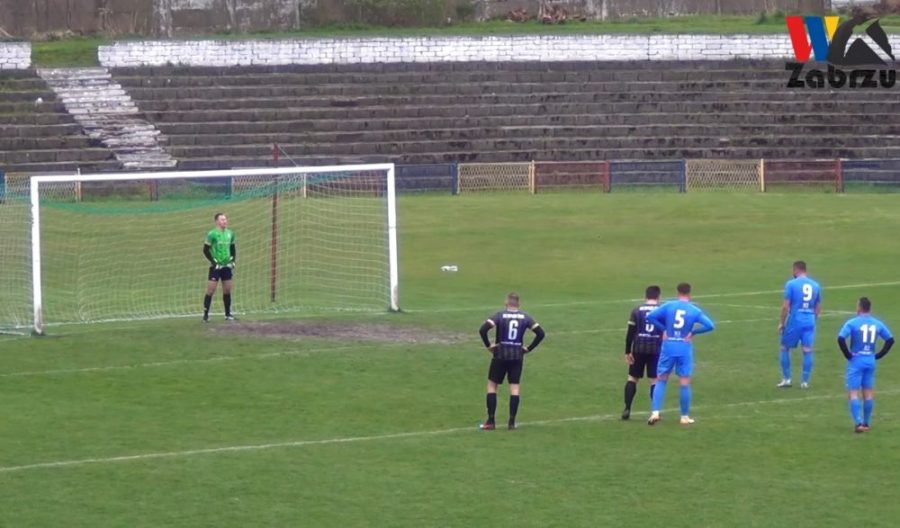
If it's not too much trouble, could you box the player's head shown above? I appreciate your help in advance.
[676,282,691,299]
[506,292,520,309]
[858,297,872,314]
[214,212,227,229]
[792,260,807,277]
[645,285,661,301]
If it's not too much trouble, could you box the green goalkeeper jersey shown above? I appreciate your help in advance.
[206,228,235,265]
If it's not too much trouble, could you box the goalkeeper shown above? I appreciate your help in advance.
[203,212,236,322]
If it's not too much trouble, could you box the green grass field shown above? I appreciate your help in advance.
[2,192,900,527]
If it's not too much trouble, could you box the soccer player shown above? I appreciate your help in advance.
[646,283,715,426]
[838,297,894,433]
[478,292,546,430]
[203,212,236,322]
[777,261,822,389]
[622,285,664,420]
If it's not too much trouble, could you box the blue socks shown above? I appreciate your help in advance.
[780,350,792,379]
[651,379,667,411]
[864,399,874,425]
[680,385,692,416]
[850,398,862,425]
[650,381,692,416]
[802,352,814,384]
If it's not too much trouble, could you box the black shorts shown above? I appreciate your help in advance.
[208,266,233,282]
[488,358,524,385]
[629,353,659,379]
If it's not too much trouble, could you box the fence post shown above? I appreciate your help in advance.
[602,161,611,193]
[759,158,766,193]
[679,159,687,193]
[835,158,844,193]
[451,162,459,195]
[529,161,536,194]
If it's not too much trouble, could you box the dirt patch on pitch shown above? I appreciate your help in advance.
[220,321,464,345]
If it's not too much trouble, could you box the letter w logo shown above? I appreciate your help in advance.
[786,16,839,62]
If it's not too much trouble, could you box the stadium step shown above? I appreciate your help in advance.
[0,69,122,174]
[109,60,900,168]
[38,67,177,170]
[160,123,900,147]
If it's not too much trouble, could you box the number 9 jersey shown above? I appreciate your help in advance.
[784,276,821,327]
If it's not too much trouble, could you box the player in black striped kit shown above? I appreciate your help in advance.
[622,285,664,420]
[478,292,546,430]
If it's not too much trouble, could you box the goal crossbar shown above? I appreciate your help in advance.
[29,164,399,335]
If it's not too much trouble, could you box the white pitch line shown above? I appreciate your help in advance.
[2,388,896,474]
[703,303,855,316]
[0,345,359,379]
[409,280,900,314]
[553,312,845,336]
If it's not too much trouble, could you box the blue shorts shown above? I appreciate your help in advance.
[781,323,816,350]
[846,359,876,390]
[657,353,693,378]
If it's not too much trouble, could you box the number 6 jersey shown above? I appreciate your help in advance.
[488,310,539,360]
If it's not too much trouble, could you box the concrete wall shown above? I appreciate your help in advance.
[481,0,826,21]
[0,0,827,38]
[98,34,826,67]
[0,42,31,69]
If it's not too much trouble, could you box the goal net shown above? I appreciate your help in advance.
[12,165,398,335]
[685,159,763,192]
[457,162,534,193]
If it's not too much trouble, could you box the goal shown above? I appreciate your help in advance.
[685,159,764,192]
[456,162,535,193]
[15,165,398,335]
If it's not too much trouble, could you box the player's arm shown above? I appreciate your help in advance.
[691,312,716,336]
[625,309,638,355]
[523,324,545,353]
[837,324,853,360]
[779,282,791,331]
[875,338,895,360]
[203,243,217,267]
[625,322,637,355]
[479,319,495,350]
[779,300,790,331]
[646,306,666,331]
[229,242,236,267]
[876,326,895,360]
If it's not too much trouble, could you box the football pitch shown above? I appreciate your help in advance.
[2,192,900,527]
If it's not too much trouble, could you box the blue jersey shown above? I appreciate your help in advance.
[647,300,715,355]
[784,275,821,327]
[839,315,893,357]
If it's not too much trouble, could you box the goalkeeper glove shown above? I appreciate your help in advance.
[227,259,236,269]
[213,263,223,270]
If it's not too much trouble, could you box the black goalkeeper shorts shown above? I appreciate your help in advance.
[208,266,233,282]
[488,358,524,385]
[629,353,659,379]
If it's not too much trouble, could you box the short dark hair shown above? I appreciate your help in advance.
[214,212,225,221]
[859,297,872,312]
[645,285,661,300]
[793,260,807,271]
[677,283,691,295]
[506,292,520,307]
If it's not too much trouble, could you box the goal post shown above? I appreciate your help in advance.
[26,164,398,335]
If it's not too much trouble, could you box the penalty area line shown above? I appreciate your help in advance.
[1,388,895,474]
[408,280,900,314]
